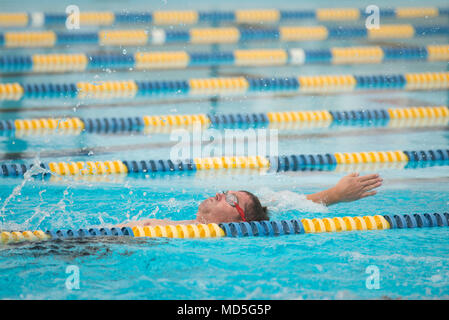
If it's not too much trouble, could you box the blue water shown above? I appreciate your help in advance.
[0,177,448,299]
[0,0,449,299]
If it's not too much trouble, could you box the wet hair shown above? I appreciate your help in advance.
[240,190,269,221]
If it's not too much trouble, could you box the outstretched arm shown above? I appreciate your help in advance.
[306,173,383,206]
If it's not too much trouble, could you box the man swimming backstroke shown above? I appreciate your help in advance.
[118,172,382,227]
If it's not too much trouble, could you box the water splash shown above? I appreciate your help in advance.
[130,206,159,222]
[0,158,79,231]
[255,187,328,219]
[31,186,74,230]
[0,157,49,229]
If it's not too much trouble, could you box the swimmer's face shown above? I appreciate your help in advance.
[197,191,251,224]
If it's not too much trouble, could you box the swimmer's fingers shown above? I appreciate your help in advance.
[358,173,379,182]
[361,177,383,187]
[361,190,377,198]
[363,181,382,191]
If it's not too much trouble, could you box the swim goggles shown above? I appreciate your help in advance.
[223,191,246,222]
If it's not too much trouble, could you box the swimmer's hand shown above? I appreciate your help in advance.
[306,173,383,206]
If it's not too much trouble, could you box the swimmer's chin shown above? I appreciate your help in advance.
[196,216,208,224]
[195,208,209,224]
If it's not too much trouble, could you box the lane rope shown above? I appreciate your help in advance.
[2,213,448,243]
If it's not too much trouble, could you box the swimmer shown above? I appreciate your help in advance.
[117,172,382,228]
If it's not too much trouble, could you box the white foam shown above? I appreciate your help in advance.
[255,187,328,218]
[289,48,305,65]
[31,12,44,27]
[151,29,166,44]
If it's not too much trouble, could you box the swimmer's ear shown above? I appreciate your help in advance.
[262,206,269,217]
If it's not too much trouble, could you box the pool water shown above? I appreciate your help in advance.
[1,177,449,299]
[0,0,449,299]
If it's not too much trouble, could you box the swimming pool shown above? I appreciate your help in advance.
[0,0,449,300]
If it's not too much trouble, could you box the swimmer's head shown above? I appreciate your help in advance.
[197,190,269,224]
